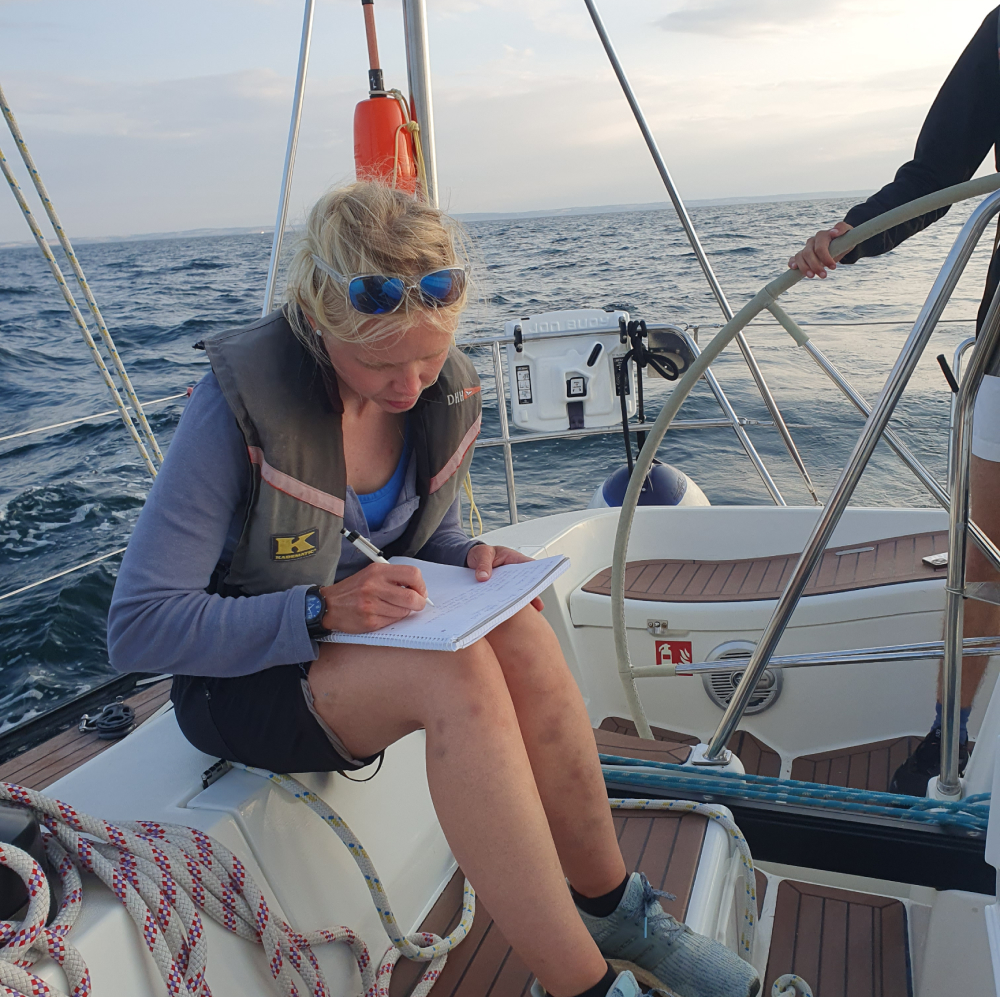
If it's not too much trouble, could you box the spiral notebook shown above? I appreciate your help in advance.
[320,554,570,651]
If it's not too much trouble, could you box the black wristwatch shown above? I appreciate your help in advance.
[304,585,332,639]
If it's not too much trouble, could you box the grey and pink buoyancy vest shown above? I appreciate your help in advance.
[205,308,482,596]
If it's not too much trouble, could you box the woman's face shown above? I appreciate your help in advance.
[322,314,456,413]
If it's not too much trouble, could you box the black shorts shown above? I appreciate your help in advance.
[171,664,382,774]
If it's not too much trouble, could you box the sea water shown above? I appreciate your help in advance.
[0,195,993,730]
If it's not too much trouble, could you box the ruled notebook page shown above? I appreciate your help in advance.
[320,555,570,651]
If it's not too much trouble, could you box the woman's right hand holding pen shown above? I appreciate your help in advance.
[320,562,428,633]
[788,220,853,279]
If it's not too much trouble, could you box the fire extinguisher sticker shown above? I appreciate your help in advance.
[654,640,693,668]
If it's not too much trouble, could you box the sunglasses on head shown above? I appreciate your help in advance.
[311,254,467,316]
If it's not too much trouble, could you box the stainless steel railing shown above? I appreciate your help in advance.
[629,637,1000,678]
[702,187,1000,769]
[582,0,817,506]
[937,284,1000,795]
[262,0,315,316]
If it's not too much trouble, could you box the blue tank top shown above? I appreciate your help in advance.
[357,423,412,531]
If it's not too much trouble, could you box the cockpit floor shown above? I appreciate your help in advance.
[765,879,911,997]
[598,717,960,794]
[598,717,780,777]
[388,809,709,997]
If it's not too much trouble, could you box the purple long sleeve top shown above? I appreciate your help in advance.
[107,371,479,678]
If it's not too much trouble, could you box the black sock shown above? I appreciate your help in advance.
[571,875,629,918]
[568,963,618,997]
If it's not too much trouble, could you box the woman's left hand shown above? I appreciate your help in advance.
[466,544,544,610]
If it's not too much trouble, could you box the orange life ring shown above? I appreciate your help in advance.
[354,96,417,193]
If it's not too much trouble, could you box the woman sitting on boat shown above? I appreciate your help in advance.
[789,4,1000,797]
[107,182,759,997]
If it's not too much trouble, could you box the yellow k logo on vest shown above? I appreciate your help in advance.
[272,529,318,561]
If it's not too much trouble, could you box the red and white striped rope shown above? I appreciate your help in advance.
[0,779,453,997]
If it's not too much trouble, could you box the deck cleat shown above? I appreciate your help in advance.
[577,873,760,997]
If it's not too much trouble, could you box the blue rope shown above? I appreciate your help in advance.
[599,753,990,831]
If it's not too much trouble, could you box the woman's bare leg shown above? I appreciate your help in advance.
[485,607,626,899]
[308,638,609,997]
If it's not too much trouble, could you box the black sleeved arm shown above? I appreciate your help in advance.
[841,7,1000,264]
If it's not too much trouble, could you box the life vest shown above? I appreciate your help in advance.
[205,308,482,596]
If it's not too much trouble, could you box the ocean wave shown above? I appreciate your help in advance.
[0,200,981,726]
[168,259,230,272]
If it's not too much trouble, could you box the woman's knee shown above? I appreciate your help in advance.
[424,640,516,727]
[488,608,568,687]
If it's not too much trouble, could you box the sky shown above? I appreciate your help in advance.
[0,0,996,238]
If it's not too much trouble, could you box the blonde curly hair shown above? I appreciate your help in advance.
[284,182,469,358]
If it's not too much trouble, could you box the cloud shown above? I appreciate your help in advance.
[657,0,865,38]
[0,69,359,237]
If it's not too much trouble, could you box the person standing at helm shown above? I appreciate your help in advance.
[789,7,1000,795]
[107,183,760,997]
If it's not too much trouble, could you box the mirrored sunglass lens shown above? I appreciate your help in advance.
[348,276,405,314]
[418,269,465,305]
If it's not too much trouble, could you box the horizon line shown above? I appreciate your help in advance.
[0,188,874,250]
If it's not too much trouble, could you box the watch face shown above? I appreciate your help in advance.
[305,592,324,623]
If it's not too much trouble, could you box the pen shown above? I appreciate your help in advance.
[340,527,435,606]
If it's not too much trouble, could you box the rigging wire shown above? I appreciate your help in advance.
[0,83,164,466]
[0,141,158,479]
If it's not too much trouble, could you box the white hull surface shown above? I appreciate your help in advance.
[17,504,1000,996]
[489,505,979,762]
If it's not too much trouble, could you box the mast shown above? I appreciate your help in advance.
[401,0,439,207]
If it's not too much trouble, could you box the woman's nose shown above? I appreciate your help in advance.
[398,366,423,395]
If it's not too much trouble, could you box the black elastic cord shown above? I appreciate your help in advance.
[617,348,635,474]
[339,751,385,782]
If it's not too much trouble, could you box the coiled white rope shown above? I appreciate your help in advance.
[0,773,474,997]
[0,773,763,997]
[238,768,476,964]
[772,975,813,997]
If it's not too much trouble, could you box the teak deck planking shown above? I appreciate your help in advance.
[0,689,917,995]
[0,680,172,791]
[582,531,948,603]
[388,809,710,997]
[599,716,781,778]
[764,880,911,997]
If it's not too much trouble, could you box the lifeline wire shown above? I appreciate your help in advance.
[0,393,189,445]
[0,549,128,604]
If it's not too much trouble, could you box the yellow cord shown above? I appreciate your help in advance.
[463,472,483,537]
[387,89,429,200]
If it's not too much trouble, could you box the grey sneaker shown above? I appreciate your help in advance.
[530,969,668,997]
[576,873,760,997]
